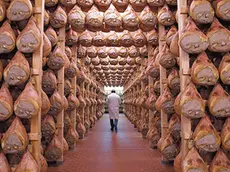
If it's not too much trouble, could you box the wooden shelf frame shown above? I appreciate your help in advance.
[30,0,45,168]
[177,0,192,159]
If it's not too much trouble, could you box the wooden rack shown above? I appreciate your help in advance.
[70,46,77,137]
[30,0,45,168]
[158,23,169,162]
[178,0,191,159]
[55,26,65,162]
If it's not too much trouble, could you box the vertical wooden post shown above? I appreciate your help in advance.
[30,0,44,167]
[70,46,77,130]
[178,0,191,159]
[56,26,65,162]
[80,58,85,127]
[148,44,155,131]
[159,22,169,162]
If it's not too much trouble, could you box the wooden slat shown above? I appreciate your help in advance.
[30,0,44,168]
[56,26,65,162]
[147,44,155,129]
[70,46,77,132]
[178,0,191,159]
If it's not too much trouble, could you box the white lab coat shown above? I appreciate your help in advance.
[107,93,121,119]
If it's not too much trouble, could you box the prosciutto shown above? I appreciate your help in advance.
[16,18,41,53]
[4,51,30,86]
[0,21,16,54]
[0,83,13,121]
[6,0,32,21]
[14,82,40,119]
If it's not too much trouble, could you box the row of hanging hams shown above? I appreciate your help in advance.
[45,0,177,12]
[173,0,230,171]
[66,29,158,47]
[77,45,148,59]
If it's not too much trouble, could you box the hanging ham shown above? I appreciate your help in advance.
[45,0,58,7]
[0,84,13,121]
[93,31,106,46]
[68,5,85,32]
[157,4,175,26]
[193,115,221,152]
[147,29,158,46]
[104,5,122,29]
[76,0,94,10]
[45,135,63,161]
[182,147,208,172]
[60,0,76,7]
[221,117,230,151]
[179,18,209,54]
[158,133,179,161]
[47,45,66,70]
[208,83,230,118]
[2,117,28,154]
[189,0,214,24]
[213,0,230,21]
[6,0,32,21]
[42,70,57,96]
[41,115,56,144]
[112,0,129,12]
[166,25,177,45]
[65,29,78,46]
[179,83,205,119]
[0,21,16,54]
[14,151,39,172]
[106,31,119,46]
[139,6,157,32]
[45,27,58,48]
[79,30,93,47]
[207,18,230,53]
[86,6,103,31]
[77,45,87,58]
[119,31,133,47]
[210,148,230,172]
[119,47,128,57]
[170,32,179,57]
[219,53,230,85]
[159,44,176,69]
[77,122,86,139]
[67,93,80,111]
[168,68,180,95]
[94,0,112,11]
[0,1,6,22]
[191,52,219,86]
[147,0,165,7]
[16,18,41,53]
[65,46,72,60]
[41,90,50,117]
[132,30,147,47]
[14,82,40,119]
[65,61,78,79]
[65,126,79,149]
[48,90,64,116]
[50,6,67,29]
[4,52,30,86]
[63,137,69,152]
[43,33,52,58]
[64,113,71,135]
[122,5,139,31]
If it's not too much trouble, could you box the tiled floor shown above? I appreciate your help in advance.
[48,114,174,172]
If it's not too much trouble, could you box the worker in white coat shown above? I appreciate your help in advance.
[107,89,121,132]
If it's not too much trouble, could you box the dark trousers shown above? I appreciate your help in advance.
[110,119,118,129]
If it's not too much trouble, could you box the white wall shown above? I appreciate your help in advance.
[104,86,124,95]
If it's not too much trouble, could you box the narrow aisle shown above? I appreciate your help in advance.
[48,114,174,172]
